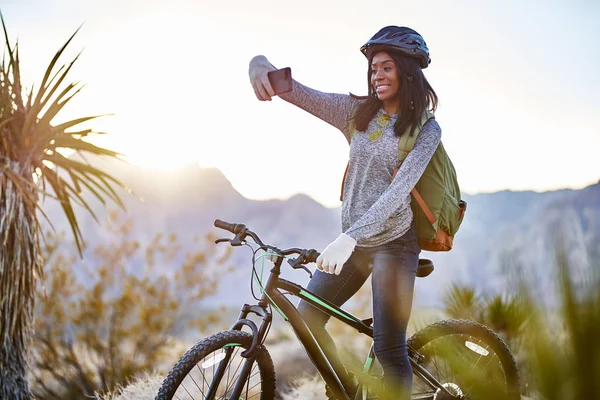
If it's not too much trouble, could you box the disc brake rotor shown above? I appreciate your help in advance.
[434,382,463,400]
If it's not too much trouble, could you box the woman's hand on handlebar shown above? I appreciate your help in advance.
[214,219,319,269]
[249,55,277,101]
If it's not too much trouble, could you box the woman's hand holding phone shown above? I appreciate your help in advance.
[249,55,292,101]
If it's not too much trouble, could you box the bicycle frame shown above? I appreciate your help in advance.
[227,256,454,400]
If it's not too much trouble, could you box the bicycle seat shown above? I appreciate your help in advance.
[416,258,434,278]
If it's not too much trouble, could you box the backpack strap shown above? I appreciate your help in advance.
[411,187,436,225]
[396,110,435,164]
[340,110,435,203]
[392,110,437,224]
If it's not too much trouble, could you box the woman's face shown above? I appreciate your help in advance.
[370,51,400,107]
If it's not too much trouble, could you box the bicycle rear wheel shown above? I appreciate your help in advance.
[407,319,520,400]
[155,330,276,400]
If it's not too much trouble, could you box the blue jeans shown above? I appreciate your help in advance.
[298,223,421,399]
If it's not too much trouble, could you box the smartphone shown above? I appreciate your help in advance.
[267,67,293,95]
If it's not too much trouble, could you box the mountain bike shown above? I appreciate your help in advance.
[155,219,520,400]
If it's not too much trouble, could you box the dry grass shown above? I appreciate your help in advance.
[98,307,449,399]
[95,373,164,400]
[279,375,326,400]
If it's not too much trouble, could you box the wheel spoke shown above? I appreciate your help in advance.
[192,353,215,398]
[246,366,262,391]
[175,345,257,399]
[462,342,504,398]
[409,321,519,400]
[180,381,195,399]
[247,391,262,400]
[221,348,242,397]
[196,359,211,390]
[186,371,205,398]
[453,334,470,389]
[447,333,480,394]
[222,348,248,398]
[428,338,447,383]
[155,331,286,400]
[246,378,263,392]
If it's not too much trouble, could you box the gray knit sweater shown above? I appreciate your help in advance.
[280,80,441,248]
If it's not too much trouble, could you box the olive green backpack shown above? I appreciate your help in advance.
[340,110,467,251]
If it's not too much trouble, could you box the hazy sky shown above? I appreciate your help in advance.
[2,0,599,207]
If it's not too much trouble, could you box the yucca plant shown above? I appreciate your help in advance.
[443,282,484,321]
[521,245,600,399]
[0,14,127,399]
[483,293,529,351]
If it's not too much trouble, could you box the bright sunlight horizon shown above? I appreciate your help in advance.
[3,0,599,207]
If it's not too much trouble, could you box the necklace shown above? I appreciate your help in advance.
[369,113,391,142]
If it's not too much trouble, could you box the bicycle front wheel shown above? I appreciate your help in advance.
[407,319,520,400]
[155,330,276,400]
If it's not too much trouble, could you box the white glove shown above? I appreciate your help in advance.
[316,233,357,275]
[248,55,276,101]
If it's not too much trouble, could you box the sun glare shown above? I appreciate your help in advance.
[119,152,195,171]
[81,111,203,172]
[89,131,201,171]
[18,0,595,207]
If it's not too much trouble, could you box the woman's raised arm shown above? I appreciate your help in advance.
[249,55,359,139]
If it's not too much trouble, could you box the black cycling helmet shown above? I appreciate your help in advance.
[360,26,431,69]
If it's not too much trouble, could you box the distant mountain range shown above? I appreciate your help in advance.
[40,156,600,309]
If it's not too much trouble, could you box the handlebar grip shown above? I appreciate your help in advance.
[214,219,246,235]
[214,219,233,231]
[305,249,320,263]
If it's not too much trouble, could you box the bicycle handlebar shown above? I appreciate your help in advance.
[214,218,320,265]
[214,219,247,235]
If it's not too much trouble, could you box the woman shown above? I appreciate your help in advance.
[248,26,441,399]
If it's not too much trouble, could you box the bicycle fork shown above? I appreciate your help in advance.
[203,343,260,400]
[203,344,252,400]
[208,304,273,400]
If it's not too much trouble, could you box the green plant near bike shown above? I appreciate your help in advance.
[155,220,521,400]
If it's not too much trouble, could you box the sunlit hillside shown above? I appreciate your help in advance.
[40,155,600,310]
[30,155,599,399]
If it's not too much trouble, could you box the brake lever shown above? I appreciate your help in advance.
[215,235,244,246]
[288,257,313,279]
[230,234,244,246]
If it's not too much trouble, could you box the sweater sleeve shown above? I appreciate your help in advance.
[279,80,360,142]
[344,119,442,242]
